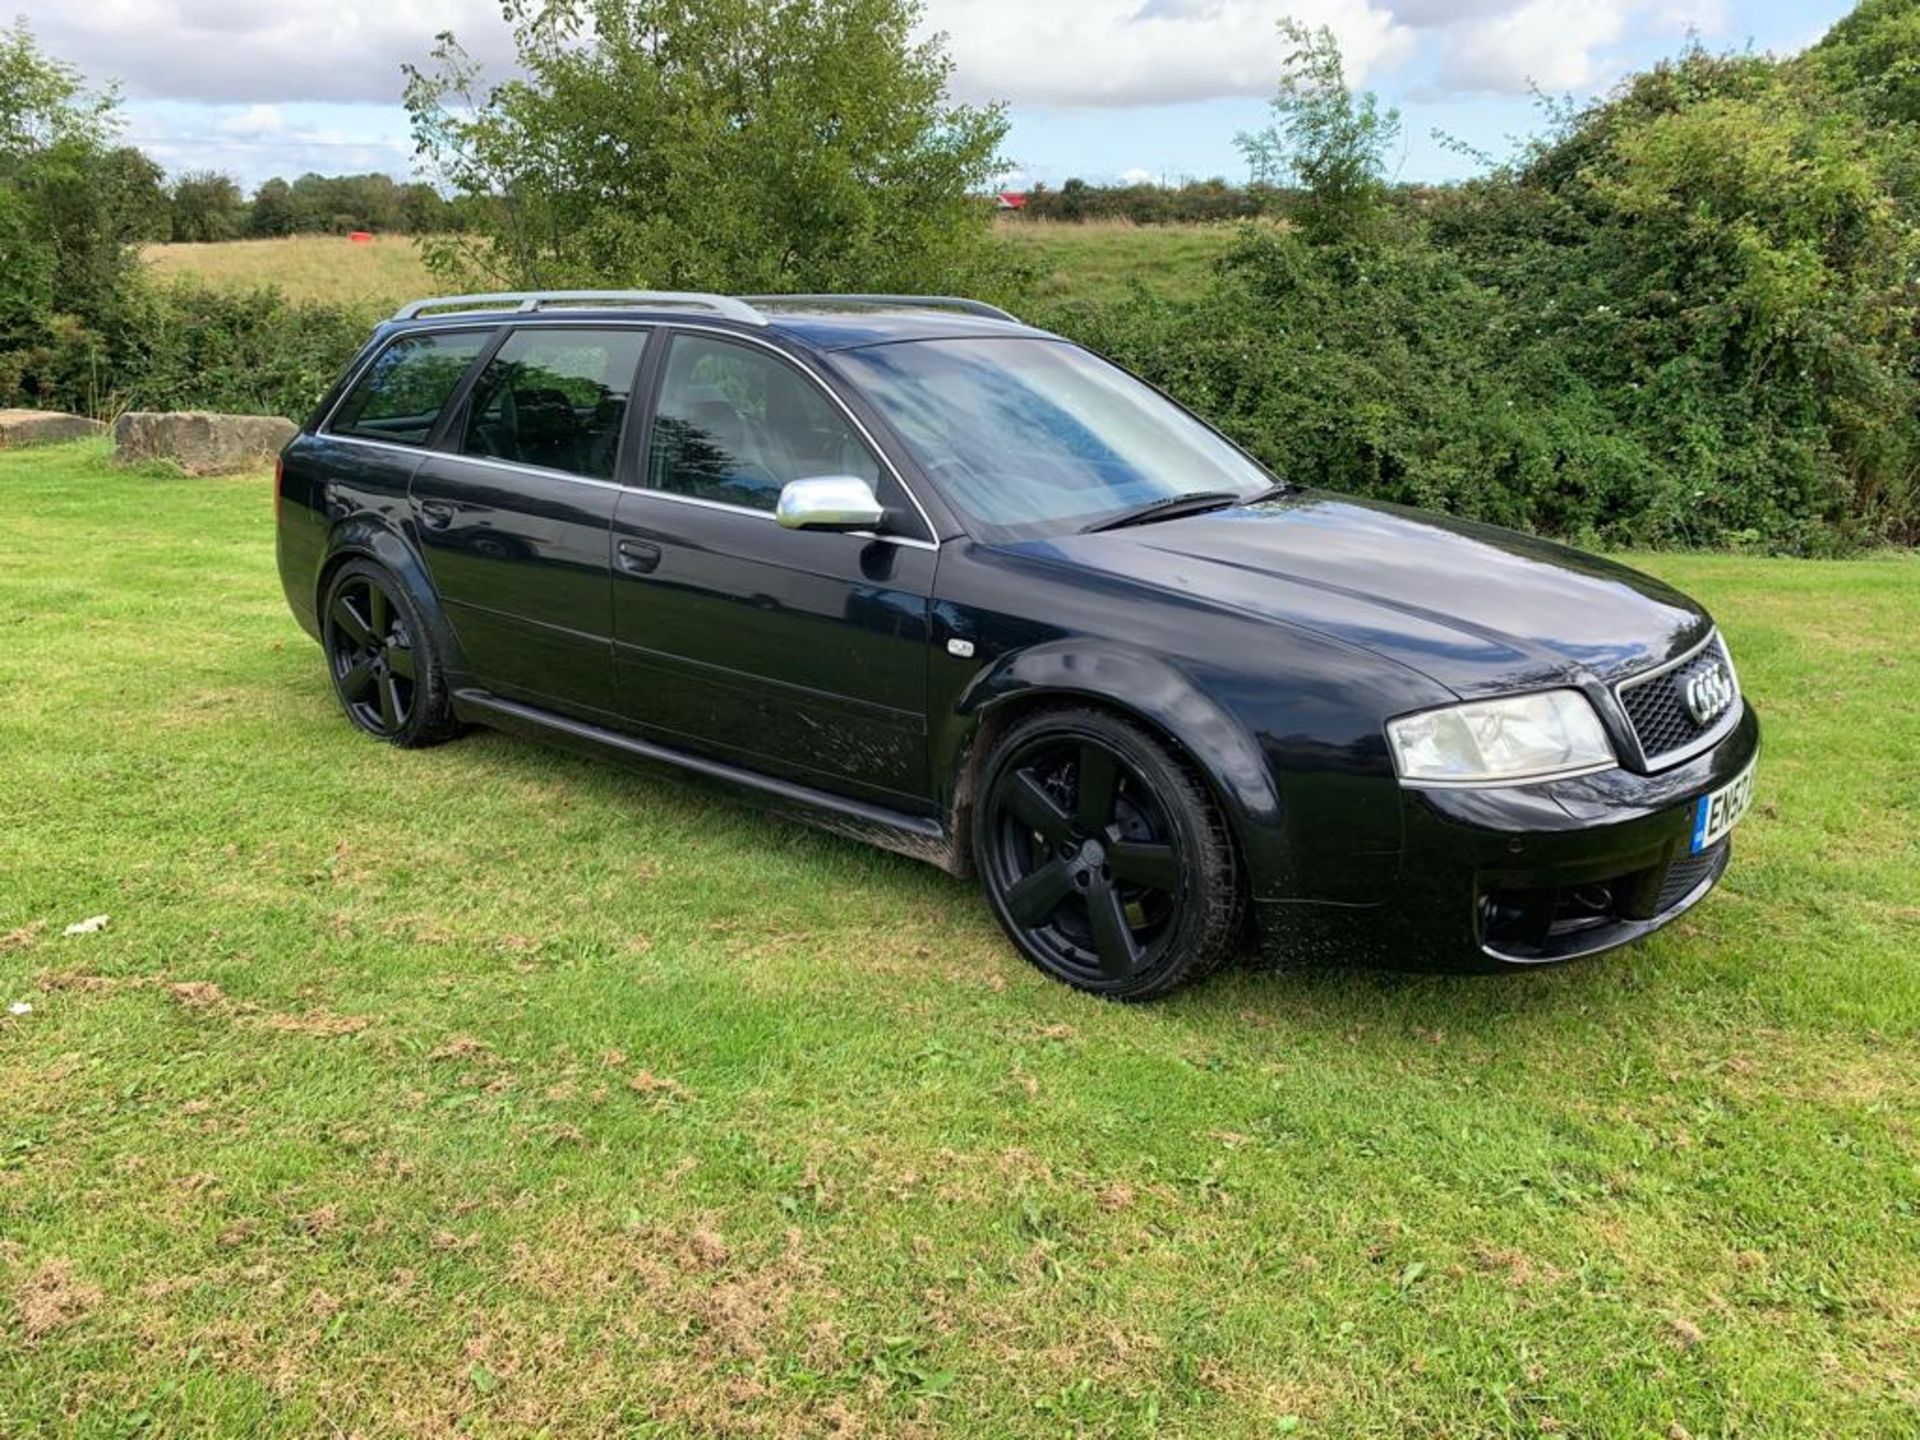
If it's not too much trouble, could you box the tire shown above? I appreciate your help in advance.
[973,707,1243,1000]
[319,559,460,748]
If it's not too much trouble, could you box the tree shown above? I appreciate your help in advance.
[0,20,145,406]
[99,145,170,240]
[170,170,245,242]
[248,176,299,236]
[1235,21,1400,246]
[403,0,1011,293]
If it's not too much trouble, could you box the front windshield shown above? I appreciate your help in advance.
[836,337,1277,539]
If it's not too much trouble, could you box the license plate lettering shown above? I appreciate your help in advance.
[1691,761,1755,853]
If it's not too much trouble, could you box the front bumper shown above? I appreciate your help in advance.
[1256,701,1760,970]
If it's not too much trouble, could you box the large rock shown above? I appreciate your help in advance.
[0,409,106,448]
[112,411,298,475]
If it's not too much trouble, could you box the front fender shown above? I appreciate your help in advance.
[942,639,1286,888]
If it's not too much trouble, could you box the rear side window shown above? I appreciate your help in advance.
[330,331,491,446]
[459,327,650,481]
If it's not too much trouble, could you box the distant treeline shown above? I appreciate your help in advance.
[1016,178,1278,225]
[116,165,457,244]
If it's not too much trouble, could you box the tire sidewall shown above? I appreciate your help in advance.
[973,708,1238,1000]
[321,559,448,748]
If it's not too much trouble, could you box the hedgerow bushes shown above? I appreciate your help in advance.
[5,8,1918,551]
[1041,27,1920,551]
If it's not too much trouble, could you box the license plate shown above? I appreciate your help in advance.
[1691,760,1756,854]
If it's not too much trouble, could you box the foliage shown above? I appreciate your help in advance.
[0,22,147,413]
[1235,21,1400,246]
[1049,24,1920,551]
[242,171,452,238]
[119,282,383,421]
[403,0,1013,294]
[168,170,245,242]
[1019,176,1275,225]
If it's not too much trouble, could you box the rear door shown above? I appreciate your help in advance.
[609,329,936,805]
[410,324,652,718]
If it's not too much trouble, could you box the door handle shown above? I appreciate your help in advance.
[418,500,456,530]
[617,538,663,574]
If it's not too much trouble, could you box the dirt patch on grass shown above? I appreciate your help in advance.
[260,1009,369,1038]
[168,980,227,1008]
[1,922,47,955]
[13,1259,103,1340]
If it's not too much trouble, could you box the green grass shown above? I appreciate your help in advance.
[2,441,1917,1438]
[141,224,1237,309]
[1004,220,1239,305]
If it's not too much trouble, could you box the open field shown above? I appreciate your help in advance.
[142,222,1237,309]
[2,442,1917,1437]
[1003,219,1236,305]
[142,236,439,308]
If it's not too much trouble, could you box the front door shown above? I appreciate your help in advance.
[411,325,651,718]
[610,330,936,806]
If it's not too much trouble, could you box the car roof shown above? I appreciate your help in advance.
[380,292,1058,353]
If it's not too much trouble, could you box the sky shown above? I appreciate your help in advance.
[18,0,1859,193]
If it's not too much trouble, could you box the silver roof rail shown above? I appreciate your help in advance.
[393,290,769,326]
[745,294,1021,324]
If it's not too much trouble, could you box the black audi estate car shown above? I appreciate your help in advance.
[276,291,1759,998]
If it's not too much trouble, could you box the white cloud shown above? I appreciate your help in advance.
[24,0,513,105]
[1430,0,1633,94]
[24,0,1741,117]
[1118,166,1157,185]
[922,0,1414,107]
[215,104,283,136]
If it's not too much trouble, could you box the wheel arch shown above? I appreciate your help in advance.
[943,641,1284,885]
[315,516,468,676]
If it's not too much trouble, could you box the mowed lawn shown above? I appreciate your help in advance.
[2,442,1917,1439]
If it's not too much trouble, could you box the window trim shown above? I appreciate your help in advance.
[320,325,501,448]
[446,321,655,486]
[636,323,938,545]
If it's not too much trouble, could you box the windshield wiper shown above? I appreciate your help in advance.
[1082,485,1286,534]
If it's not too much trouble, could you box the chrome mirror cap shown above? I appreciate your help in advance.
[776,475,886,531]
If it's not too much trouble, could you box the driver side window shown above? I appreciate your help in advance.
[648,334,884,515]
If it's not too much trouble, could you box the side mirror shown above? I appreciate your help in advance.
[776,475,886,532]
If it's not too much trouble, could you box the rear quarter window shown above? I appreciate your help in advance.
[330,331,492,446]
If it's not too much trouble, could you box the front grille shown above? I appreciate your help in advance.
[1616,634,1737,766]
[1655,841,1725,913]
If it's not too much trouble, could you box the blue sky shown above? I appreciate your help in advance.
[22,0,1858,192]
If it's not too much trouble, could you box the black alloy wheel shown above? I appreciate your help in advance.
[321,561,457,747]
[976,708,1242,999]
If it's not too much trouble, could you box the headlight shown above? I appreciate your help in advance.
[1387,690,1616,786]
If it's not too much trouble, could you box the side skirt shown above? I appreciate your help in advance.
[451,690,962,874]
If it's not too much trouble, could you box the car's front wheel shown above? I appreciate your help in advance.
[320,560,459,748]
[974,708,1243,999]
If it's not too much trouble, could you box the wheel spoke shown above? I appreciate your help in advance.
[367,585,391,639]
[378,674,402,730]
[338,660,374,701]
[1085,874,1139,977]
[1003,770,1072,843]
[331,597,373,647]
[1003,860,1075,928]
[1107,840,1179,893]
[386,644,416,680]
[1075,743,1120,831]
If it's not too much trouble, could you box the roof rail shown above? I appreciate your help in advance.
[392,291,768,326]
[745,294,1021,324]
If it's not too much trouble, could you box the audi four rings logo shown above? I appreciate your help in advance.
[1684,662,1735,726]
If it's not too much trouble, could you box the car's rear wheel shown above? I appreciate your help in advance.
[321,560,458,747]
[974,708,1242,999]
